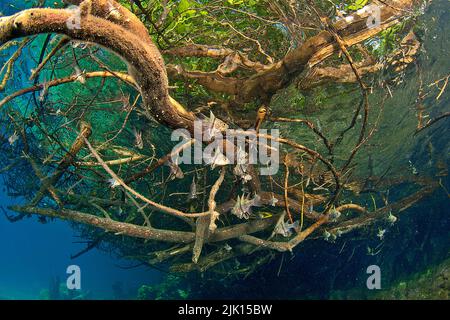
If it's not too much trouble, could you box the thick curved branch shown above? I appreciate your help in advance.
[168,0,415,103]
[0,3,194,130]
[299,30,420,90]
[0,71,134,110]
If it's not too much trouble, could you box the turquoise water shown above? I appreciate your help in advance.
[0,0,448,300]
[0,1,164,300]
[0,187,163,299]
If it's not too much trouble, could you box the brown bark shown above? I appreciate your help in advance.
[168,0,415,103]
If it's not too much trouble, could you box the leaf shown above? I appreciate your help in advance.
[178,0,193,12]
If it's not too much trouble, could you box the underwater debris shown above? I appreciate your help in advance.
[231,194,262,219]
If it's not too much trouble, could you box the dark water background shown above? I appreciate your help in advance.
[0,0,448,299]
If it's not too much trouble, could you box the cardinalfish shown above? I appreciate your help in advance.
[187,176,198,201]
[233,147,252,182]
[166,159,184,180]
[133,127,144,149]
[39,81,48,102]
[202,111,229,140]
[74,65,86,84]
[209,147,230,169]
[8,131,19,145]
[231,194,262,220]
[268,195,278,206]
[273,218,299,237]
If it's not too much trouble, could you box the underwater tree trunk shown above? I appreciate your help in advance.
[0,0,437,273]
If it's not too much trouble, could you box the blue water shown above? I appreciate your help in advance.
[0,0,448,300]
[0,185,163,299]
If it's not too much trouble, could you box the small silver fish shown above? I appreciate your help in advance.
[108,178,120,189]
[328,208,341,222]
[166,159,184,180]
[133,127,144,149]
[39,82,48,102]
[233,147,251,182]
[209,147,230,169]
[387,212,397,224]
[268,195,278,206]
[8,132,19,145]
[377,228,386,240]
[188,177,198,200]
[231,194,262,219]
[408,160,418,175]
[74,65,86,84]
[274,219,299,237]
[203,111,229,140]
